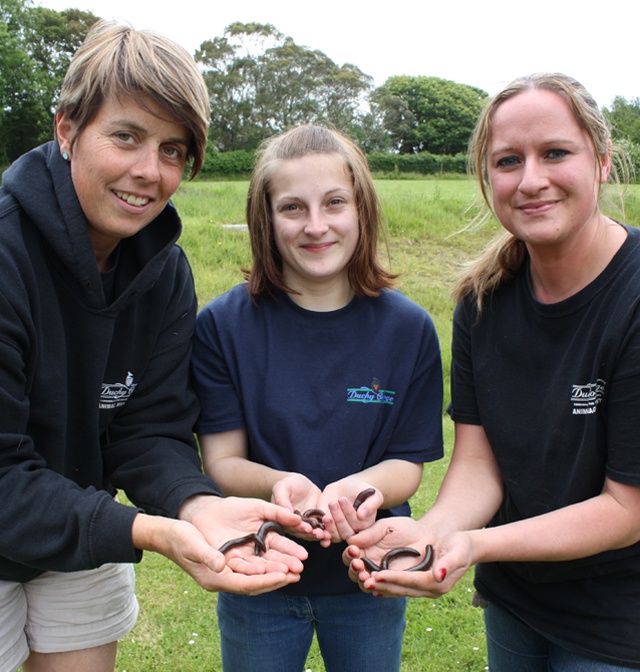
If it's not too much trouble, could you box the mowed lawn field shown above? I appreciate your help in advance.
[113,177,640,672]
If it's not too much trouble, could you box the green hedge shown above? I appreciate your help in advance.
[201,148,256,176]
[367,151,466,175]
[199,147,467,177]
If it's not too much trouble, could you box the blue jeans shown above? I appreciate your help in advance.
[484,601,639,672]
[217,591,407,672]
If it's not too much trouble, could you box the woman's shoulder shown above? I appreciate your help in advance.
[376,288,433,321]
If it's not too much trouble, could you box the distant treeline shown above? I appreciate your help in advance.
[200,148,468,178]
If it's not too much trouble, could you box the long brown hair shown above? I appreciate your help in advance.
[244,125,397,299]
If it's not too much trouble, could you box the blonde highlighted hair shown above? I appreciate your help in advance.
[55,20,210,178]
[244,125,397,299]
[455,72,628,313]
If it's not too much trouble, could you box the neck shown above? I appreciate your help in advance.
[95,244,119,273]
[528,217,626,303]
[287,278,355,312]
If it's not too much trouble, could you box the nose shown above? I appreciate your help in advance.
[518,158,548,195]
[304,208,329,237]
[132,146,161,183]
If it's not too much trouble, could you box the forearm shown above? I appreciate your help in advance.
[469,483,640,565]
[419,423,504,537]
[205,455,291,500]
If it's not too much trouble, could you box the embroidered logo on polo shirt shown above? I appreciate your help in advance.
[570,379,605,415]
[100,371,138,409]
[347,377,396,405]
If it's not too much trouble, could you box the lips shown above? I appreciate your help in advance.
[517,200,557,216]
[301,242,335,252]
[115,190,151,207]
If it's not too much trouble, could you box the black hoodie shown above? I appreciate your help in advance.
[0,141,221,582]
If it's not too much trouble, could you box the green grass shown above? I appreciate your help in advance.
[115,177,640,671]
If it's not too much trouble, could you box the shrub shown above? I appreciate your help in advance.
[201,148,255,177]
[367,151,466,175]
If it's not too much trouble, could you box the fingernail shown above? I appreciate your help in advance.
[439,568,447,581]
[347,547,359,558]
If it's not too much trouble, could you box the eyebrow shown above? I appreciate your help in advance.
[490,138,581,158]
[108,118,189,146]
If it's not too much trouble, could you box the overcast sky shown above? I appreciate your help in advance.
[38,0,638,109]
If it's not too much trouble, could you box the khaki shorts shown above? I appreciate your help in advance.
[0,563,138,671]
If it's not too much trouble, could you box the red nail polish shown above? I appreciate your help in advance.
[348,547,358,558]
[439,568,447,581]
[376,577,385,583]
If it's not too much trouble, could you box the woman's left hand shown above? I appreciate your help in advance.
[344,520,473,598]
[319,479,382,545]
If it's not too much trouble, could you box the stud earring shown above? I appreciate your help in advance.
[62,152,70,162]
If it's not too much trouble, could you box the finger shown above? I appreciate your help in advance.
[260,549,305,574]
[342,544,363,567]
[354,491,383,521]
[265,504,303,527]
[346,520,393,548]
[328,501,357,541]
[265,533,309,562]
[368,569,445,598]
[217,571,302,596]
[181,533,228,573]
[224,556,269,576]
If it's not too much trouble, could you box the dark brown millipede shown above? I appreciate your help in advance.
[361,544,434,573]
[353,487,376,511]
[218,521,285,555]
[218,488,378,555]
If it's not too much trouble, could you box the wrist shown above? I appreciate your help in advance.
[131,512,171,552]
[178,494,221,522]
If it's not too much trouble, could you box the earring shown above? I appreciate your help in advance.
[62,152,70,162]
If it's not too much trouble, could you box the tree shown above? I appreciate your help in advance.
[605,96,640,146]
[0,0,98,163]
[373,75,487,155]
[195,23,374,152]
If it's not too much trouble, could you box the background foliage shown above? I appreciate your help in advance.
[0,0,98,162]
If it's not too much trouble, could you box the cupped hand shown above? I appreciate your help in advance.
[178,495,307,575]
[323,482,382,545]
[343,520,474,599]
[271,474,330,544]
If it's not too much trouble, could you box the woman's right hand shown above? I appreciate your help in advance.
[272,473,329,543]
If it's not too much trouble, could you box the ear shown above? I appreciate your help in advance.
[55,111,76,158]
[599,139,613,184]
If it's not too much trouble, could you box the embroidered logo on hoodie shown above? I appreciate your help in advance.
[100,371,138,409]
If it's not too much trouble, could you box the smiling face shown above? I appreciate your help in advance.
[487,88,611,252]
[269,152,359,299]
[56,94,189,270]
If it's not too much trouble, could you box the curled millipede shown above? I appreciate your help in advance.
[405,545,434,572]
[218,521,285,556]
[361,544,434,573]
[380,547,421,570]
